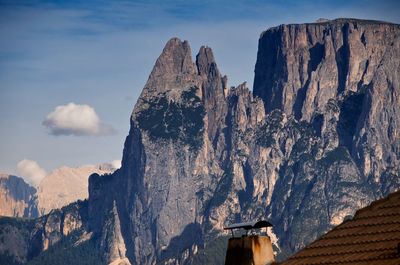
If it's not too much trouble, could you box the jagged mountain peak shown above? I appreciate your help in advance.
[195,45,227,101]
[154,37,194,76]
[133,38,227,121]
[196,45,217,76]
[137,37,198,103]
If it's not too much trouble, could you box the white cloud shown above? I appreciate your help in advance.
[111,159,121,170]
[17,159,47,187]
[43,102,115,136]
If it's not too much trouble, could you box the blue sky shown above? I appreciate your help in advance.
[0,0,399,180]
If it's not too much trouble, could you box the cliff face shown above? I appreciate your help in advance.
[0,174,38,218]
[88,38,230,265]
[253,19,400,196]
[254,19,398,120]
[250,18,400,257]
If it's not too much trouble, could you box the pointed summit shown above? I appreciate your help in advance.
[196,46,218,77]
[143,38,197,96]
[195,45,225,102]
[154,37,194,76]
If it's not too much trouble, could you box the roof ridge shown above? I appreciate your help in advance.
[378,203,400,209]
[354,211,400,219]
[293,246,397,259]
[321,227,400,239]
[306,237,400,249]
[286,254,399,265]
[280,189,400,265]
[335,220,400,229]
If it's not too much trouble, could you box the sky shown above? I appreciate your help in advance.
[0,0,399,184]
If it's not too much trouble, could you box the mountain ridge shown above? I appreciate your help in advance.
[0,163,118,219]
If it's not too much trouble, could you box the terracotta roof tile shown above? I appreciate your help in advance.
[279,190,400,265]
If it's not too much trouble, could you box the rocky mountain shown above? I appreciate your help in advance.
[0,18,399,265]
[0,163,117,219]
[86,18,399,265]
[0,174,38,218]
[253,18,400,257]
[37,163,118,215]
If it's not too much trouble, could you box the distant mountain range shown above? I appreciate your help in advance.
[0,18,399,265]
[0,163,117,218]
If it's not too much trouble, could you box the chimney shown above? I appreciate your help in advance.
[224,220,275,265]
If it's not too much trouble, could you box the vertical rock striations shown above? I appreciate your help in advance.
[254,18,400,191]
[254,18,399,121]
[251,18,400,258]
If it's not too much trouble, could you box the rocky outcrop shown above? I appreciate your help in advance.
[0,174,38,218]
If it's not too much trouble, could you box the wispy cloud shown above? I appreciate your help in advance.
[111,159,121,170]
[43,102,116,136]
[17,159,47,186]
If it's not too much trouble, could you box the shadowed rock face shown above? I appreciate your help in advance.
[0,200,89,264]
[0,174,38,218]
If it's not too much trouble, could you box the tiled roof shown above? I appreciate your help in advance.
[279,190,400,265]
